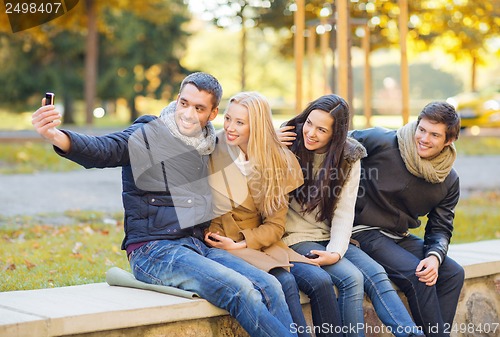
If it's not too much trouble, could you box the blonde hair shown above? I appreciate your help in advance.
[228,92,296,216]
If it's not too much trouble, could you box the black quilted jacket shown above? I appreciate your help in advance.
[350,127,460,263]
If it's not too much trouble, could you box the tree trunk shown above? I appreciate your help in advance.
[84,0,98,125]
[129,96,138,123]
[329,28,337,94]
[471,52,477,92]
[62,94,75,124]
[240,13,247,91]
[347,23,354,129]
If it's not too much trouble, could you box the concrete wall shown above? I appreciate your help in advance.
[59,274,500,337]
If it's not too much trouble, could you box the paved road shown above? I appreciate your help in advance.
[1,168,123,220]
[1,155,499,218]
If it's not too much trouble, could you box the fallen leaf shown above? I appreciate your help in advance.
[24,260,36,270]
[5,263,16,271]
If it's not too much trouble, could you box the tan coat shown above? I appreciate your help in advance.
[208,131,315,272]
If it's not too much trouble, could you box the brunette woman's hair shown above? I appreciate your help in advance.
[286,94,350,224]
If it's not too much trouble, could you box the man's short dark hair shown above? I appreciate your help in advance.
[417,101,461,142]
[180,72,223,110]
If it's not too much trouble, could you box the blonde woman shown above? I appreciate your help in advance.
[205,92,342,337]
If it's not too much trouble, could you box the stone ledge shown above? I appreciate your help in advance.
[0,283,228,337]
[447,240,500,278]
[1,240,499,337]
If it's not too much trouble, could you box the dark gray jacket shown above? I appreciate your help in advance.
[56,115,213,251]
[350,127,460,262]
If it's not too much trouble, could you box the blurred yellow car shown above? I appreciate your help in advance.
[446,85,500,128]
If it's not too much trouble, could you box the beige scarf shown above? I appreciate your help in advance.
[396,121,456,184]
[159,102,216,155]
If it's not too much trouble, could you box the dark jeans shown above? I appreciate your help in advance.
[291,242,421,337]
[270,267,312,337]
[289,261,343,337]
[352,230,465,337]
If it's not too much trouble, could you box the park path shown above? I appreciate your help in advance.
[1,155,499,218]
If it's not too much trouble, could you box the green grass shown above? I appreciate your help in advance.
[0,142,80,174]
[0,111,34,130]
[454,136,500,155]
[410,191,500,243]
[0,210,129,292]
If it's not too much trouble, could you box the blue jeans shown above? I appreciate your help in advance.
[270,267,312,337]
[289,262,343,337]
[129,238,297,337]
[352,231,465,337]
[291,241,423,337]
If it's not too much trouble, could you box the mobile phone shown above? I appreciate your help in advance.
[208,235,220,242]
[45,92,55,105]
[304,252,319,259]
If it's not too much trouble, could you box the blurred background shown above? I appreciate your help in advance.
[0,0,499,131]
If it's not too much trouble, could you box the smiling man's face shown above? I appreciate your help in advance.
[174,83,218,137]
[414,118,452,159]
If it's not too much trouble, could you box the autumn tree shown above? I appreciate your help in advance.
[0,0,191,123]
[0,29,85,123]
[257,0,499,93]
[98,3,190,122]
[405,0,500,91]
[196,0,277,91]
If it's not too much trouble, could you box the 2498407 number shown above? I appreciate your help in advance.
[443,322,499,334]
[5,2,62,14]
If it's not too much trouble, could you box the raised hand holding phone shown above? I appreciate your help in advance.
[32,92,71,152]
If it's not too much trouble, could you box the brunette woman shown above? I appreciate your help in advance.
[278,94,424,337]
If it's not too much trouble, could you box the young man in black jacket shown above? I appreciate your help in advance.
[32,72,297,337]
[350,102,465,337]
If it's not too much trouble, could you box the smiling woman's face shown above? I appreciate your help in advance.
[302,109,334,154]
[223,102,250,155]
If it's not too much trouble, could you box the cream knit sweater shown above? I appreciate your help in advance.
[283,153,361,258]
